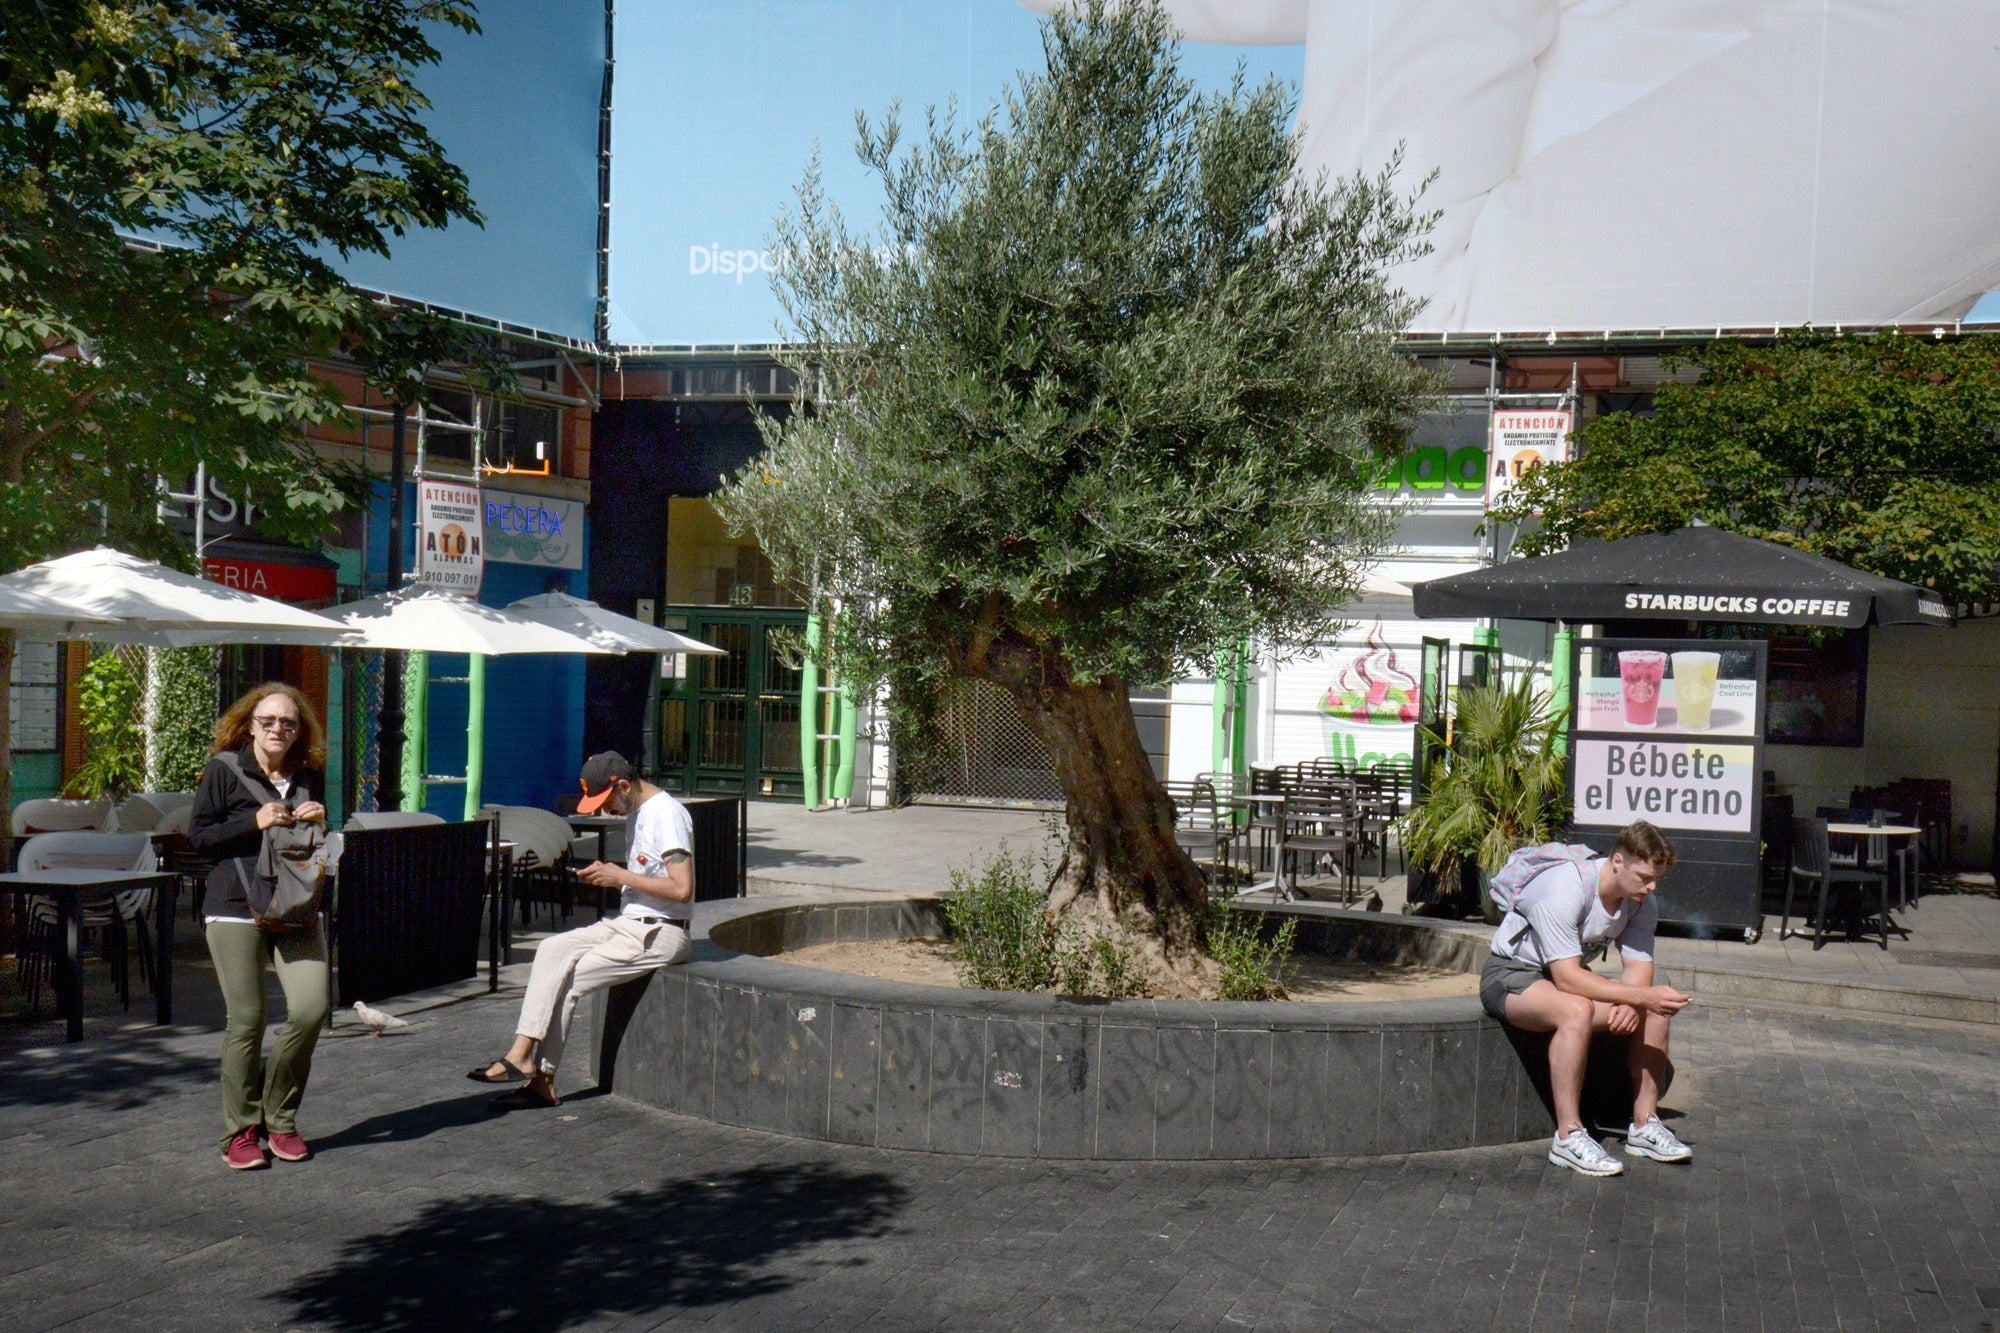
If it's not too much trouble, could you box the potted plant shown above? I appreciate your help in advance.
[1399,674,1570,919]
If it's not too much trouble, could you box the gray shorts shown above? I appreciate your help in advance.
[1480,955,1548,1022]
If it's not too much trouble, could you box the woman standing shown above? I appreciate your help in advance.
[188,683,330,1170]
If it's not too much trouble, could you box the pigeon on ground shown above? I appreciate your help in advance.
[351,1000,410,1037]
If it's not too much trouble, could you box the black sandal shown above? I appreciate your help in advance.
[467,1057,533,1084]
[489,1084,560,1112]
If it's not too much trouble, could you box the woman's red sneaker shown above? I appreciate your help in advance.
[265,1130,310,1162]
[223,1127,268,1170]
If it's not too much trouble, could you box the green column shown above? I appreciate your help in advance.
[463,652,486,819]
[1550,627,1574,757]
[800,613,822,808]
[1210,644,1233,776]
[1231,637,1252,783]
[832,676,858,802]
[402,650,428,813]
[1472,624,1500,649]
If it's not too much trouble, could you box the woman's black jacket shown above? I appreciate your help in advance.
[187,745,325,919]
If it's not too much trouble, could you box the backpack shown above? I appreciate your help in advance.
[1489,842,1599,920]
[218,752,330,931]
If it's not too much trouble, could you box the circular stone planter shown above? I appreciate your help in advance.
[568,896,1564,1161]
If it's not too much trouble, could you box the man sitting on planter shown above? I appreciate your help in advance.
[1480,819,1693,1177]
[467,751,693,1110]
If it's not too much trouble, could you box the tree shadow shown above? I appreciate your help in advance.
[274,1161,908,1329]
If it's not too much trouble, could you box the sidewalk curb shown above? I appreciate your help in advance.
[1672,963,2000,1025]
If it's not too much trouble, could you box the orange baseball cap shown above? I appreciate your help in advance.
[576,751,635,813]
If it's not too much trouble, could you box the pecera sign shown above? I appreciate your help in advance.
[417,480,483,597]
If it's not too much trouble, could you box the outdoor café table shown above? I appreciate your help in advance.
[1826,822,1921,924]
[0,867,178,1042]
[565,813,624,865]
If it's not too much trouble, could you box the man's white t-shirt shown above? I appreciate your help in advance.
[1491,859,1657,969]
[619,789,694,924]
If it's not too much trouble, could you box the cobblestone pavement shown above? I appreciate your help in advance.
[2,973,1995,1331]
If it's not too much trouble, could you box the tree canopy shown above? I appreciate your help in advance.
[0,0,487,570]
[721,0,1435,692]
[1490,332,2000,607]
[715,0,1437,979]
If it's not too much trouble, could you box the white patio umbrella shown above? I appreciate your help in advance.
[0,584,117,634]
[325,587,615,819]
[0,547,346,643]
[503,591,724,655]
[327,587,619,656]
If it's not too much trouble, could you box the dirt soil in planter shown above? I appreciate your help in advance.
[772,938,1480,1003]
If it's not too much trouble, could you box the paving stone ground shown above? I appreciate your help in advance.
[4,802,1997,1330]
[2,962,1996,1332]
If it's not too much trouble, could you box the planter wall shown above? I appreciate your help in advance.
[570,896,1568,1160]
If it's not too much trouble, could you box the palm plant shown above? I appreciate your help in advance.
[1400,674,1570,917]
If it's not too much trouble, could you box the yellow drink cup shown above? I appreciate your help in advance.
[1671,650,1720,730]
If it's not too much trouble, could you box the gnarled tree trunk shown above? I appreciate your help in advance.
[959,630,1215,994]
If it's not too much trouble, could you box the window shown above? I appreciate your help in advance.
[487,400,561,474]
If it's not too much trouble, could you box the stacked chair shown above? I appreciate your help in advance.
[14,831,160,1013]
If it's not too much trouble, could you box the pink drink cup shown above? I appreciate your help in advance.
[1618,651,1667,727]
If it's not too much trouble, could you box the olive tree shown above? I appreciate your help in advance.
[715,0,1437,987]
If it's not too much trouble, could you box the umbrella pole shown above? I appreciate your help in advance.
[1551,625,1574,756]
[463,652,486,819]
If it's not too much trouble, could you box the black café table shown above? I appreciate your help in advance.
[0,868,179,1042]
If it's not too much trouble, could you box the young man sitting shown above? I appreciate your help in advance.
[1481,819,1693,1176]
[468,752,693,1109]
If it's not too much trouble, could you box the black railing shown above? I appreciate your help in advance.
[335,822,489,1005]
[683,796,746,901]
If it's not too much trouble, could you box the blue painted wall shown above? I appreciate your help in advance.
[363,480,588,816]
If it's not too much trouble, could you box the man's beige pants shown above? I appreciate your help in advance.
[516,915,690,1075]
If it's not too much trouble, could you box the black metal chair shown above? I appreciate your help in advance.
[1276,790,1364,904]
[1784,816,1891,951]
[1166,779,1237,889]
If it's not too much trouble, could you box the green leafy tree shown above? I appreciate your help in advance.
[0,0,488,826]
[1490,332,2000,607]
[715,0,1437,986]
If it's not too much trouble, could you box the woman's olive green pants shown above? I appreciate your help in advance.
[204,920,329,1146]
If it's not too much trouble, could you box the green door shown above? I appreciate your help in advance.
[660,609,807,797]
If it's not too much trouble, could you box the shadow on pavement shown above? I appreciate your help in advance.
[0,1028,212,1111]
[275,1161,908,1329]
[309,1090,502,1153]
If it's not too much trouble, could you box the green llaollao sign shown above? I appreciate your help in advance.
[1373,446,1486,493]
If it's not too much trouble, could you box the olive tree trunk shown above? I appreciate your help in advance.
[962,636,1214,993]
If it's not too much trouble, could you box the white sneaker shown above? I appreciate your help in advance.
[1549,1128,1624,1176]
[1625,1115,1692,1162]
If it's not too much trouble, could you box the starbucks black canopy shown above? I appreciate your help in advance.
[1410,524,1952,629]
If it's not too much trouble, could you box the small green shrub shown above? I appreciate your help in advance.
[1050,916,1148,999]
[943,846,1056,992]
[943,846,1151,998]
[1207,905,1297,1001]
[149,647,218,791]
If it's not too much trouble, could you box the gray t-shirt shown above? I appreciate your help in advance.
[1490,859,1657,968]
